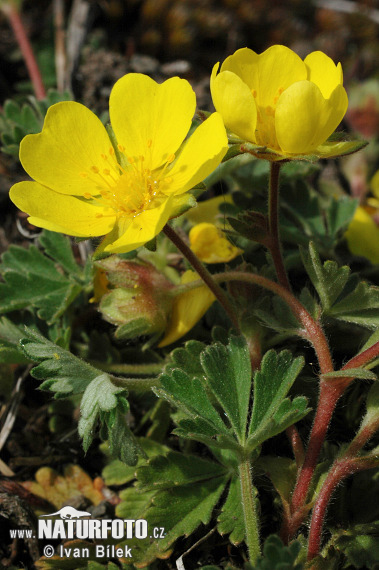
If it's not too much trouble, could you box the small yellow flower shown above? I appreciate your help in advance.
[345,206,379,265]
[189,222,242,263]
[210,45,348,158]
[10,74,228,254]
[159,270,215,347]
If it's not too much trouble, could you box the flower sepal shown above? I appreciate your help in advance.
[224,135,368,163]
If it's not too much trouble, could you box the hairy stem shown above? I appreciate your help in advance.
[2,3,46,99]
[307,455,378,561]
[239,458,261,564]
[163,224,240,332]
[110,376,160,392]
[90,361,164,376]
[267,161,291,290]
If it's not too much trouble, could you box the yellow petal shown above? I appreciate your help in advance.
[345,206,379,265]
[210,64,257,142]
[276,81,348,154]
[19,102,115,196]
[166,112,228,195]
[305,51,343,99]
[189,223,242,263]
[220,47,259,91]
[103,196,175,254]
[9,181,116,237]
[158,270,215,347]
[186,194,233,226]
[109,74,196,169]
[255,45,306,108]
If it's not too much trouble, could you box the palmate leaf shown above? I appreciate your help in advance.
[0,230,87,324]
[301,242,379,329]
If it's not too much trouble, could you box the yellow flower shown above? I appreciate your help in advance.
[210,45,348,157]
[189,222,242,263]
[345,206,379,265]
[158,270,215,347]
[10,74,228,254]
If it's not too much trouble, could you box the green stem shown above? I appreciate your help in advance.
[239,457,261,563]
[163,224,240,332]
[90,361,164,376]
[111,376,160,392]
[267,162,291,291]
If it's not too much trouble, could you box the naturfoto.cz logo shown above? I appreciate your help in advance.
[10,506,166,561]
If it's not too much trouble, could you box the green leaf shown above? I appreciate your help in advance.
[249,350,304,434]
[300,242,351,310]
[136,451,227,491]
[164,339,206,379]
[200,335,252,442]
[0,317,31,364]
[0,231,85,323]
[301,242,379,329]
[107,407,141,466]
[116,485,157,519]
[156,369,230,435]
[122,476,228,567]
[78,373,126,451]
[321,368,377,381]
[331,522,379,569]
[39,231,82,276]
[102,438,169,486]
[20,328,102,395]
[217,476,245,545]
[254,534,302,570]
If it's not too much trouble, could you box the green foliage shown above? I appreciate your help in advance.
[330,522,379,569]
[0,231,88,324]
[251,535,302,570]
[200,335,252,443]
[301,242,379,328]
[217,477,245,545]
[247,350,309,452]
[0,90,71,156]
[156,337,310,459]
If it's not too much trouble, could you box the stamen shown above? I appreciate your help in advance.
[109,147,115,155]
[147,139,152,148]
[84,192,92,199]
[91,166,100,174]
[252,89,257,98]
[80,172,88,178]
[167,153,175,163]
[118,144,125,152]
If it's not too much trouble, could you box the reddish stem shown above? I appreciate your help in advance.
[267,161,291,291]
[286,424,305,469]
[307,453,379,561]
[307,459,356,561]
[3,3,46,99]
[288,340,379,538]
[289,379,349,529]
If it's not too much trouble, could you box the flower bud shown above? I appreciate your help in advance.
[95,257,174,340]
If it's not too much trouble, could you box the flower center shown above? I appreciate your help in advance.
[80,145,174,218]
[252,87,284,150]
